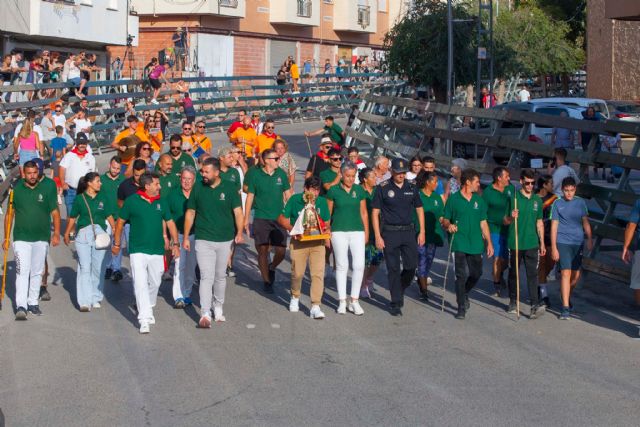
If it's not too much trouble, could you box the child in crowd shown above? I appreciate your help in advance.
[50,125,67,204]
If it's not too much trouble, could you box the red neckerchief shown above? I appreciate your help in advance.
[136,190,160,203]
[71,147,87,159]
[261,131,278,140]
[316,150,329,160]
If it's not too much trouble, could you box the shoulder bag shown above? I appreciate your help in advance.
[82,194,111,250]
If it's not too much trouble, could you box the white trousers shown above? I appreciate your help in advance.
[14,241,49,308]
[130,253,164,323]
[196,239,232,316]
[172,234,197,301]
[331,231,366,300]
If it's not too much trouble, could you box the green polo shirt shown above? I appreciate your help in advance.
[246,167,290,220]
[220,167,241,192]
[69,191,115,231]
[482,184,514,235]
[159,172,179,199]
[326,184,366,232]
[187,180,241,242]
[101,173,124,219]
[420,190,445,246]
[319,168,339,193]
[167,188,192,235]
[119,194,172,255]
[325,123,345,146]
[442,191,488,255]
[282,193,330,225]
[507,191,543,250]
[168,153,196,176]
[12,178,58,242]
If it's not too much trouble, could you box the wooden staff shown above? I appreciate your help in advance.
[441,225,456,312]
[514,194,520,320]
[1,190,14,310]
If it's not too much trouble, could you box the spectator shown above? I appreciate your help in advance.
[255,118,278,160]
[111,56,123,80]
[373,156,391,185]
[305,136,333,179]
[125,141,155,177]
[59,133,96,218]
[446,158,466,197]
[110,115,141,173]
[346,146,367,184]
[13,118,44,178]
[40,108,57,152]
[149,62,171,105]
[481,87,496,108]
[303,58,312,81]
[69,109,92,138]
[172,27,189,71]
[406,155,423,182]
[290,60,300,92]
[551,111,575,149]
[180,91,196,124]
[518,85,530,102]
[14,110,43,142]
[226,110,246,138]
[191,120,212,157]
[548,148,579,197]
[230,116,257,161]
[251,112,264,135]
[50,126,67,179]
[276,66,287,93]
[273,138,296,188]
[153,109,169,139]
[304,115,346,148]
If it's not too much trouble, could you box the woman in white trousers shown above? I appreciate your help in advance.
[326,161,369,315]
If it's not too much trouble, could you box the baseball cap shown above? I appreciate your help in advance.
[451,158,467,170]
[320,136,333,146]
[75,132,89,144]
[391,158,408,173]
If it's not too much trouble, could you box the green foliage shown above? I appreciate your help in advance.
[494,5,585,76]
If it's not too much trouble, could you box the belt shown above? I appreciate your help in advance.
[383,224,414,232]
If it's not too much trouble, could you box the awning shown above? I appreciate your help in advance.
[605,0,640,21]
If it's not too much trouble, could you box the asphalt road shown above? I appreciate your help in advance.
[0,120,639,427]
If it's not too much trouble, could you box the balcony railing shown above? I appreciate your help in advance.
[297,0,312,18]
[357,5,371,28]
[219,0,238,8]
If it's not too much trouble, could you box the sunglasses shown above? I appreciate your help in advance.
[183,127,191,131]
[265,126,274,130]
[196,125,205,128]
[141,147,151,151]
[266,156,280,161]
[330,157,342,161]
[184,148,192,153]
[170,146,181,150]
[55,110,61,112]
[252,115,260,118]
[523,181,535,186]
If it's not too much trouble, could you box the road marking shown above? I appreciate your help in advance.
[271,323,280,329]
[246,323,255,329]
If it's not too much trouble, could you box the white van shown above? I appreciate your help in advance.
[528,97,610,119]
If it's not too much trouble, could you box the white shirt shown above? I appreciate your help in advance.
[68,61,81,80]
[552,164,579,197]
[40,116,56,140]
[73,118,92,137]
[59,150,96,188]
[53,113,67,135]
[13,123,43,141]
[518,89,531,102]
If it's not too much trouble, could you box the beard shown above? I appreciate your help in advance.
[202,176,211,185]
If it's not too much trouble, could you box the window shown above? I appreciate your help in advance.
[378,0,387,12]
[323,0,333,4]
[357,3,371,28]
[107,0,118,10]
[297,0,312,18]
[219,0,238,7]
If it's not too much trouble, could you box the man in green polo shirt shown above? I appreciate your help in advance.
[183,157,244,328]
[277,176,331,319]
[481,166,515,296]
[319,148,342,194]
[442,168,493,320]
[157,154,179,198]
[218,146,242,193]
[101,156,124,281]
[113,172,180,334]
[168,166,197,309]
[244,148,292,294]
[504,168,546,319]
[165,134,196,176]
[305,116,346,147]
[4,161,60,320]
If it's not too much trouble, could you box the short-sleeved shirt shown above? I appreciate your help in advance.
[167,189,192,235]
[119,193,172,255]
[442,191,488,255]
[482,184,515,235]
[282,193,330,225]
[12,178,58,242]
[326,185,366,232]
[220,167,241,192]
[169,153,196,176]
[159,173,179,199]
[51,136,67,153]
[230,127,257,158]
[69,191,115,231]
[246,167,291,220]
[362,186,376,244]
[117,177,139,203]
[149,65,166,80]
[306,154,330,178]
[325,123,345,146]
[420,191,445,246]
[101,173,124,219]
[551,197,588,245]
[186,180,241,242]
[319,168,339,193]
[243,165,261,191]
[255,133,278,156]
[371,179,422,226]
[507,191,543,250]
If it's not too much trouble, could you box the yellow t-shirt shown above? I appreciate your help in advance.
[192,133,212,153]
[255,133,277,156]
[230,127,257,158]
[290,63,300,79]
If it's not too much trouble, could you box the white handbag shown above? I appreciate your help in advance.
[82,194,111,250]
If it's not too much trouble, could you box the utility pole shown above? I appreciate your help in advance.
[447,0,453,105]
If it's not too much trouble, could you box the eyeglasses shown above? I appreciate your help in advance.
[55,109,61,112]
[252,115,260,118]
[196,125,205,128]
[143,113,150,117]
[266,157,280,161]
[265,126,274,130]
[523,181,535,186]
[183,127,191,131]
[330,157,342,161]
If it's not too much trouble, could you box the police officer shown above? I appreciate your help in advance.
[372,158,425,316]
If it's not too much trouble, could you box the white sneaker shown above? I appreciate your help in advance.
[426,277,433,286]
[348,300,364,316]
[199,313,212,328]
[148,316,156,325]
[289,297,300,312]
[213,306,226,322]
[337,300,347,314]
[310,305,325,319]
[92,302,101,309]
[139,321,150,334]
[150,98,159,105]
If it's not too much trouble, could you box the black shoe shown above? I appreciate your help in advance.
[390,306,403,316]
[455,309,466,319]
[27,305,43,316]
[420,291,429,302]
[507,300,517,314]
[104,268,113,280]
[111,270,123,282]
[464,295,470,311]
[263,281,274,294]
[15,306,27,320]
[530,303,546,320]
[39,287,51,301]
[268,267,276,285]
[543,296,551,308]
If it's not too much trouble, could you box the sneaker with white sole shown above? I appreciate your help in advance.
[337,300,347,314]
[359,286,371,299]
[92,302,101,309]
[199,313,212,328]
[139,321,150,334]
[348,300,364,316]
[213,306,226,322]
[289,297,300,312]
[310,305,325,319]
[150,98,159,105]
[148,316,156,325]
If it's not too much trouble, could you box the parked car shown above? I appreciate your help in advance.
[606,100,640,123]
[528,97,610,119]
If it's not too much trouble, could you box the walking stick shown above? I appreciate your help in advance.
[1,190,14,310]
[441,229,456,312]
[514,195,520,320]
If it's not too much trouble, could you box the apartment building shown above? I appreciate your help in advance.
[108,0,409,77]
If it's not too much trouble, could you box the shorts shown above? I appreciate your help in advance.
[149,78,162,89]
[491,232,508,260]
[68,77,81,86]
[630,251,640,290]
[365,243,384,267]
[417,243,437,277]
[19,150,39,166]
[557,243,583,271]
[253,218,287,247]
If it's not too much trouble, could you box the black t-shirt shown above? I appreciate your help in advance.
[117,177,139,203]
[371,179,423,226]
[305,154,329,178]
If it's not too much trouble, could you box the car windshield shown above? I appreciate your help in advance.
[616,104,640,114]
[535,107,567,129]
[589,102,607,114]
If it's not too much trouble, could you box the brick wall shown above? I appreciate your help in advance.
[319,44,337,66]
[299,42,315,64]
[233,36,266,77]
[107,31,177,78]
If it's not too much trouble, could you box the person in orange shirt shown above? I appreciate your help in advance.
[255,119,279,162]
[229,116,257,161]
[191,120,212,157]
[136,116,163,155]
[110,115,141,173]
[290,60,300,92]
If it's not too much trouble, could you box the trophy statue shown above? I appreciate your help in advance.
[290,191,330,241]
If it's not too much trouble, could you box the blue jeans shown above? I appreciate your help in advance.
[64,187,77,219]
[105,222,125,271]
[75,225,108,308]
[417,243,437,278]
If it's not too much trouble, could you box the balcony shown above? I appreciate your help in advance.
[333,0,377,33]
[270,0,320,26]
[130,0,245,18]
